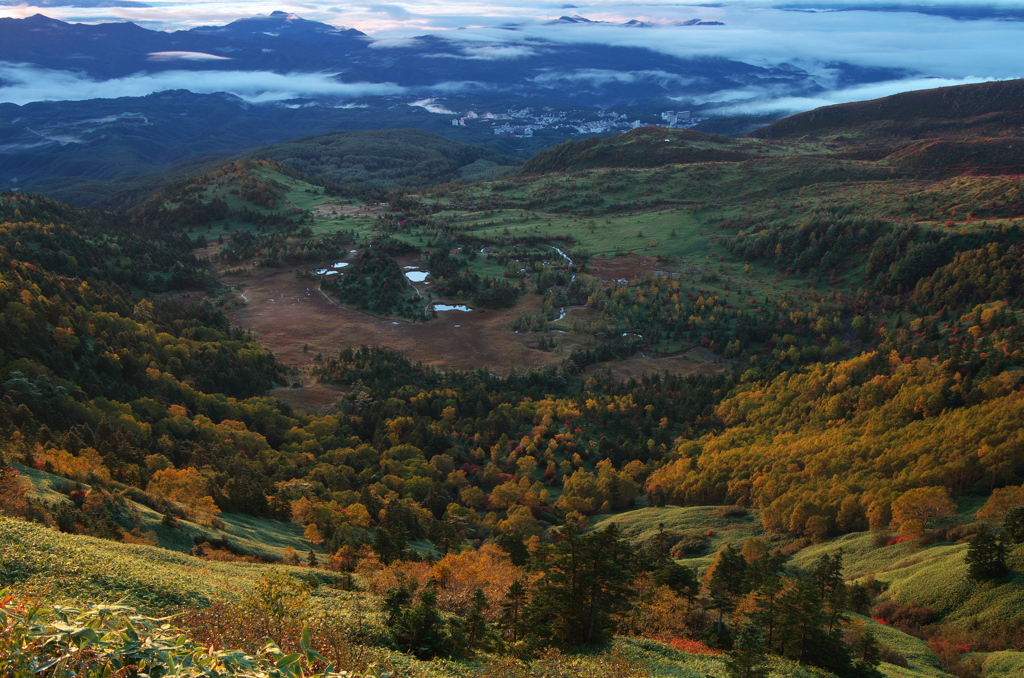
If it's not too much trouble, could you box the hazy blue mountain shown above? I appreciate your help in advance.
[0,12,907,202]
[0,12,895,98]
[777,3,1024,21]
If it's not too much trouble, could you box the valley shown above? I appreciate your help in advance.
[226,267,573,373]
[3,79,1024,678]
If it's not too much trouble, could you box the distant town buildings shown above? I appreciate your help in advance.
[494,124,534,137]
[661,110,691,126]
[439,104,703,138]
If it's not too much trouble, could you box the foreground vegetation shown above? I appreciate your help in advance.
[0,512,978,678]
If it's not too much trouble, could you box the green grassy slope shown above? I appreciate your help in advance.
[0,515,334,611]
[977,650,1024,677]
[591,503,1024,677]
[880,544,1024,627]
[598,503,1020,629]
[591,506,771,571]
[861,614,951,678]
[789,529,1024,628]
[14,463,310,561]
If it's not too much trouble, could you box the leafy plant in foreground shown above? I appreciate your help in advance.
[0,592,383,677]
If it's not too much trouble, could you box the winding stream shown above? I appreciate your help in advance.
[547,244,577,321]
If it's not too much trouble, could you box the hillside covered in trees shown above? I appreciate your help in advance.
[4,80,1024,678]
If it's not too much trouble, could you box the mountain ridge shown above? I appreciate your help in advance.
[750,78,1024,141]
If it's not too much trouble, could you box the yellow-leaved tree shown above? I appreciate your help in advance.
[977,484,1024,521]
[147,467,221,524]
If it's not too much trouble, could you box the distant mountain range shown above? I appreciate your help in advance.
[0,11,830,95]
[0,11,907,202]
[547,14,724,27]
[0,12,368,80]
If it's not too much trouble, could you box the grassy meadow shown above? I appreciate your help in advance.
[0,515,323,611]
[15,463,310,561]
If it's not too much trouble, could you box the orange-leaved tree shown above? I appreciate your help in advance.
[890,486,956,535]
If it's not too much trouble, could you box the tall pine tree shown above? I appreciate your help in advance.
[966,529,1009,580]
[525,525,635,649]
[499,578,529,643]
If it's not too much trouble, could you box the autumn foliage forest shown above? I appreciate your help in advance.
[4,81,1024,677]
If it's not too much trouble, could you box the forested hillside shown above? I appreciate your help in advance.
[243,129,517,190]
[4,81,1024,678]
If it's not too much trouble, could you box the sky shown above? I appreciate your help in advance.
[0,1,1022,112]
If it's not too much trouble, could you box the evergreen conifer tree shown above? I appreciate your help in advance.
[704,545,747,639]
[465,588,492,652]
[383,580,457,659]
[812,552,847,633]
[726,624,769,678]
[1003,506,1024,543]
[499,578,529,643]
[653,562,699,600]
[966,529,1009,580]
[372,520,407,565]
[525,525,635,649]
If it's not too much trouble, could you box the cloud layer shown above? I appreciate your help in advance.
[146,51,233,62]
[0,62,406,105]
[702,76,1001,115]
[0,1,1021,111]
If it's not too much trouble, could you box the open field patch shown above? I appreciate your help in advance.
[581,354,728,382]
[311,201,387,220]
[224,268,597,374]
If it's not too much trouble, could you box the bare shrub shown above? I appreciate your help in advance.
[871,599,938,632]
